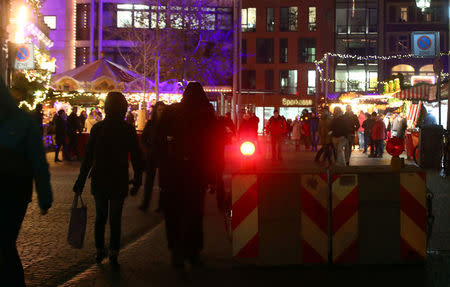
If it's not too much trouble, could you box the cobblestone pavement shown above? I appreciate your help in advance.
[19,154,163,287]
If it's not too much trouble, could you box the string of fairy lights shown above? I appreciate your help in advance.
[314,51,450,86]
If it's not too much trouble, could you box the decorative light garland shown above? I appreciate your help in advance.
[315,51,450,87]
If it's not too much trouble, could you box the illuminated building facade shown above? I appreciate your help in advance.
[240,0,335,128]
[382,0,449,86]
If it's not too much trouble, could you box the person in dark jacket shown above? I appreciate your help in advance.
[0,78,53,287]
[73,92,143,270]
[266,109,286,161]
[156,82,217,271]
[309,110,320,152]
[139,101,166,212]
[330,107,352,166]
[362,112,375,154]
[371,114,386,158]
[344,105,360,152]
[67,107,80,161]
[239,112,257,140]
[54,109,68,162]
[32,103,44,138]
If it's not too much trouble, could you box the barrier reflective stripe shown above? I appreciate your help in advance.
[300,174,328,263]
[400,173,426,261]
[332,174,359,263]
[232,174,258,258]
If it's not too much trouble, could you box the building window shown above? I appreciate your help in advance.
[44,16,57,30]
[242,70,256,89]
[117,4,150,28]
[242,8,256,32]
[308,7,316,31]
[265,70,274,90]
[280,7,298,32]
[392,64,415,85]
[280,70,297,94]
[76,4,90,40]
[242,39,247,64]
[217,7,232,30]
[256,38,274,63]
[280,38,288,63]
[419,64,434,76]
[389,34,409,54]
[400,7,408,22]
[307,70,316,95]
[150,5,166,29]
[266,8,274,32]
[368,8,377,33]
[298,38,316,63]
[75,47,89,67]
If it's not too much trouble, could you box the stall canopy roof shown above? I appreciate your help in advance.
[392,85,430,101]
[52,58,140,84]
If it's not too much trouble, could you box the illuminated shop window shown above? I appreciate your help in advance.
[242,8,256,32]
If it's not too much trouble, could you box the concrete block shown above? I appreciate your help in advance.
[258,173,301,220]
[259,219,302,265]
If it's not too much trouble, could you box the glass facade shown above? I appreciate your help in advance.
[335,0,378,92]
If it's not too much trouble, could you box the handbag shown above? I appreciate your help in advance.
[67,194,87,249]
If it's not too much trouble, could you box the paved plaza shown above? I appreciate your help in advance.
[17,146,450,287]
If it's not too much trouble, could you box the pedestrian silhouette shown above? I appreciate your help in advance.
[0,78,53,286]
[139,101,166,212]
[157,82,217,272]
[73,92,143,270]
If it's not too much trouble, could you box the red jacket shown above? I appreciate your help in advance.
[372,119,386,141]
[266,116,286,136]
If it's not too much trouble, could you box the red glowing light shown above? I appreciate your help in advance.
[240,141,256,156]
[386,137,404,157]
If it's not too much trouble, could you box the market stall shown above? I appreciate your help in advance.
[392,85,431,159]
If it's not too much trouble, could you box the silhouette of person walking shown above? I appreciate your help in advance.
[0,78,53,286]
[157,82,217,272]
[73,92,143,270]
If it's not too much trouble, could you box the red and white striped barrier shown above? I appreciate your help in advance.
[400,172,427,261]
[332,174,359,263]
[232,174,258,258]
[300,174,328,263]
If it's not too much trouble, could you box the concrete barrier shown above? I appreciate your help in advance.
[231,166,427,265]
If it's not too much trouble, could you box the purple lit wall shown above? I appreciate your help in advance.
[40,0,72,74]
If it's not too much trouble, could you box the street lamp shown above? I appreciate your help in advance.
[415,0,431,11]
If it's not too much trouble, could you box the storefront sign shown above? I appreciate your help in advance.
[281,98,313,106]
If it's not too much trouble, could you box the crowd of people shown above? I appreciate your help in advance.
[257,106,410,166]
[3,72,424,285]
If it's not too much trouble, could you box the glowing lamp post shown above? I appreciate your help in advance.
[415,0,431,11]
[386,137,405,169]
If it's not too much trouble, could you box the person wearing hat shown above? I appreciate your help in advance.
[73,92,143,270]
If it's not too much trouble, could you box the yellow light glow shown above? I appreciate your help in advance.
[15,6,28,43]
[240,141,256,156]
